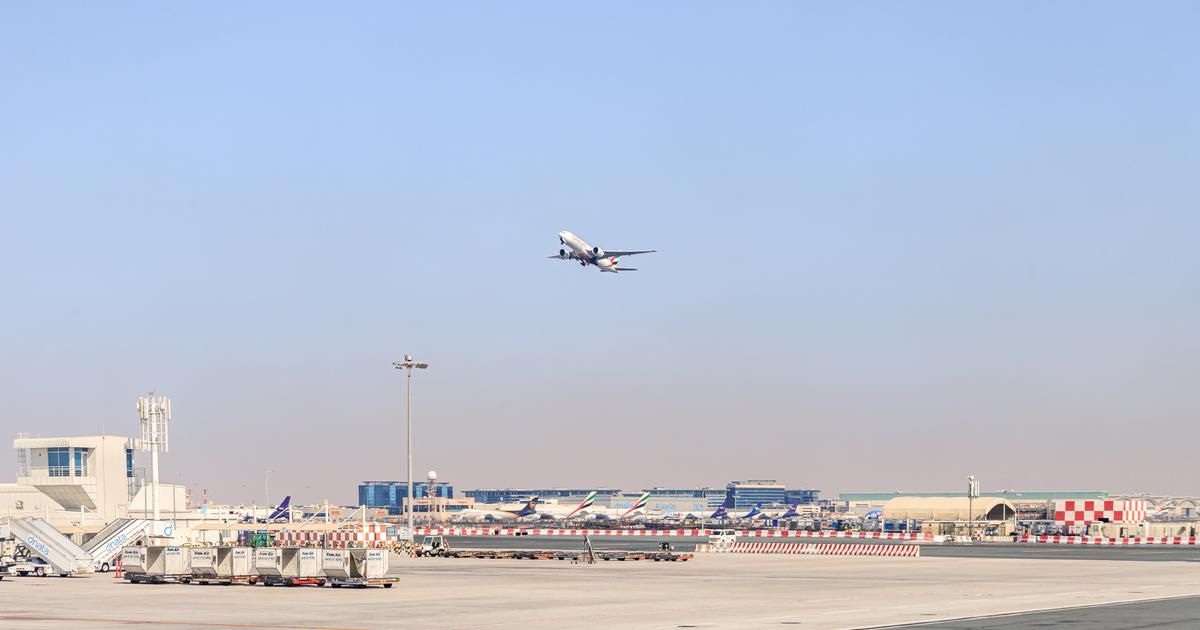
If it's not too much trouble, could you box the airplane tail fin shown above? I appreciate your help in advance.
[567,491,597,517]
[267,495,292,521]
[621,491,651,518]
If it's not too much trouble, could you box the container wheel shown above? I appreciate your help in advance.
[384,583,393,588]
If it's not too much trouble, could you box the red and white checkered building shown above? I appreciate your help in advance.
[1054,499,1146,526]
[276,522,395,548]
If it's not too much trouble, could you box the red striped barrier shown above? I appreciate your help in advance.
[697,542,920,557]
[1016,535,1200,545]
[413,527,926,539]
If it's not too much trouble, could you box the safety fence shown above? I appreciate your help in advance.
[1016,535,1200,545]
[411,527,924,539]
[696,542,920,557]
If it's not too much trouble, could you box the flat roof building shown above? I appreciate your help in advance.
[5,434,143,524]
[360,480,454,516]
[726,480,786,509]
[464,488,622,505]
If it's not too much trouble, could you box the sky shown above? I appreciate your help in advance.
[1,3,1197,506]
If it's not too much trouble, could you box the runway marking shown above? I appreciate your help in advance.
[0,615,364,630]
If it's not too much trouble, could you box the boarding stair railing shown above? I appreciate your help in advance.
[82,518,150,572]
[3,517,94,575]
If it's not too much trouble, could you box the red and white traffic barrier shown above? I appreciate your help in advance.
[1016,535,1200,545]
[412,527,926,539]
[696,542,920,557]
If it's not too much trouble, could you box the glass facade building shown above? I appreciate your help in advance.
[464,488,622,504]
[784,488,821,505]
[726,480,787,508]
[359,481,453,515]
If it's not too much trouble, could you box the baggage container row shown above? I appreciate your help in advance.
[121,546,395,588]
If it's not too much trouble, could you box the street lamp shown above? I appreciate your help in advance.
[393,354,429,535]
[265,469,275,515]
[967,475,980,542]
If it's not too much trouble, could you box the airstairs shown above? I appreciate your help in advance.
[2,517,94,575]
[82,518,150,571]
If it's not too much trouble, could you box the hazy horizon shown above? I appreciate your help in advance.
[3,3,1197,506]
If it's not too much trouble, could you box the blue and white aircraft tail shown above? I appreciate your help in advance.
[502,497,540,518]
[709,496,734,520]
[740,506,765,520]
[267,496,292,522]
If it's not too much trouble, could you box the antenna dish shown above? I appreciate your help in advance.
[427,470,437,481]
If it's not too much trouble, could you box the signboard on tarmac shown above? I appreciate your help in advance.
[394,527,414,542]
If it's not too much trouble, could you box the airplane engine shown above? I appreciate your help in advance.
[559,248,567,257]
[592,246,604,258]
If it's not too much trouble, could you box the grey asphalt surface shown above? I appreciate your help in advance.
[447,535,1200,561]
[878,595,1200,628]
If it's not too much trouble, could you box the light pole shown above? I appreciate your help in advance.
[967,475,979,542]
[393,354,428,535]
[265,469,275,517]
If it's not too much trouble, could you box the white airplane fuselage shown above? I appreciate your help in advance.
[559,230,621,271]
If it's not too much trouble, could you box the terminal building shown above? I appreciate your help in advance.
[726,480,787,508]
[359,480,455,516]
[463,488,621,505]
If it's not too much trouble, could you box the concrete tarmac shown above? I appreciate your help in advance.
[4,553,1200,629]
[448,535,1200,561]
[879,595,1200,628]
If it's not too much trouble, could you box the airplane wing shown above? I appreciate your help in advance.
[603,249,656,257]
[547,253,578,260]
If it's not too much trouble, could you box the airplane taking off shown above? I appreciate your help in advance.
[549,230,656,273]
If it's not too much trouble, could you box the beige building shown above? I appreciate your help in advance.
[4,435,141,525]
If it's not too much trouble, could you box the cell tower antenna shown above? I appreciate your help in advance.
[137,393,171,522]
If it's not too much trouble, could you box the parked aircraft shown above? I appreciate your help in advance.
[457,497,542,522]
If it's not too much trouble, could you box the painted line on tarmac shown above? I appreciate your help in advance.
[0,615,364,630]
[852,593,1200,629]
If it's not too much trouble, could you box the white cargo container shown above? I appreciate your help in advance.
[125,546,167,583]
[325,548,395,588]
[190,548,218,580]
[254,548,285,578]
[226,547,255,581]
[157,546,190,582]
[257,547,326,586]
[121,547,148,576]
[296,548,323,581]
[321,549,351,579]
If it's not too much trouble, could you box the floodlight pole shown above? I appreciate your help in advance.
[393,355,428,535]
[967,475,979,542]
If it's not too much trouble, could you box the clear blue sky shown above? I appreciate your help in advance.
[2,3,1197,505]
